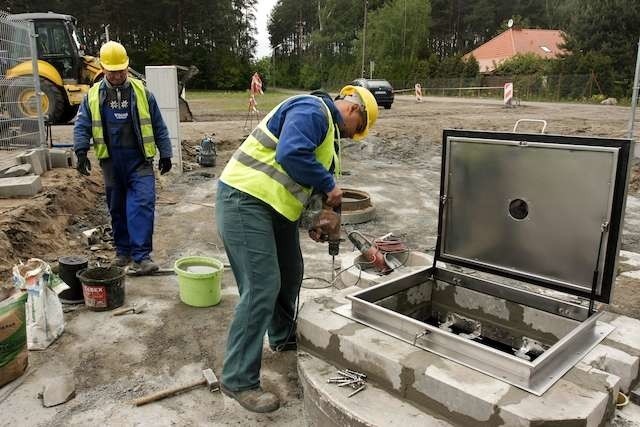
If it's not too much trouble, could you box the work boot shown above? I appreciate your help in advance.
[220,384,280,413]
[130,258,159,276]
[112,255,130,267]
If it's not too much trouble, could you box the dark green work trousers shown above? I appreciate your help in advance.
[216,181,303,391]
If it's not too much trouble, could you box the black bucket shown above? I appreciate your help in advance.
[76,266,126,311]
[58,256,88,304]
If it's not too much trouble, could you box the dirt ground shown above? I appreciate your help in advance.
[1,94,639,425]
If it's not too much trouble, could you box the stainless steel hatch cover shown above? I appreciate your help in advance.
[334,130,632,395]
[437,130,632,303]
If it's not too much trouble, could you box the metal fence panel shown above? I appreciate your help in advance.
[0,11,44,151]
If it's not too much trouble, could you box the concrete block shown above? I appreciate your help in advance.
[40,374,76,407]
[583,344,639,393]
[49,148,73,168]
[16,150,44,175]
[601,313,640,359]
[2,164,33,178]
[298,353,454,427]
[0,176,42,198]
[631,385,640,405]
[298,289,621,427]
[33,148,51,171]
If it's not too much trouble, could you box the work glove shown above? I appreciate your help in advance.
[76,151,91,176]
[308,208,340,243]
[159,157,172,175]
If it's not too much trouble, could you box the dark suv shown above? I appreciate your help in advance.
[351,78,394,109]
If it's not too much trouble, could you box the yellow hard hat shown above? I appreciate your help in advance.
[339,85,378,140]
[99,41,129,71]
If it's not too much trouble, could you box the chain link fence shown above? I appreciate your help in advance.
[389,74,598,102]
[0,11,45,151]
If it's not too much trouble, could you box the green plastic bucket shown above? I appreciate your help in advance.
[174,256,223,307]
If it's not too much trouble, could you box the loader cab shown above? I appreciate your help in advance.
[9,13,84,83]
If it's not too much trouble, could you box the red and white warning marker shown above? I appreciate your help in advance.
[504,82,514,107]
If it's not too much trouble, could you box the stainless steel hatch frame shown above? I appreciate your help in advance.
[334,266,614,395]
[334,130,631,395]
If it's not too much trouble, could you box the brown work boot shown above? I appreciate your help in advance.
[221,384,280,413]
[112,255,130,267]
[129,258,159,276]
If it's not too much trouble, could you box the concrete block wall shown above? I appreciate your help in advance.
[15,148,75,176]
[297,290,628,426]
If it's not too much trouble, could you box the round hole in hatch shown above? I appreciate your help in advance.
[509,199,529,220]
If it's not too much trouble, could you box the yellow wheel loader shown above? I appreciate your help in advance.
[5,12,196,124]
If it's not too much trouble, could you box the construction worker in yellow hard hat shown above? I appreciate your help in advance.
[99,40,130,71]
[335,84,379,140]
[215,85,378,413]
[73,41,173,275]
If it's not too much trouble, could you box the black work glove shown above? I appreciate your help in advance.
[159,157,172,175]
[76,151,91,176]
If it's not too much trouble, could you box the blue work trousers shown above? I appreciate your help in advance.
[102,147,156,262]
[216,181,303,392]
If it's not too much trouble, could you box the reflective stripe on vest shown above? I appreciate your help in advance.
[220,95,337,221]
[87,78,157,159]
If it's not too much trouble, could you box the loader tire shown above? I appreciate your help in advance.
[60,104,80,124]
[7,77,67,124]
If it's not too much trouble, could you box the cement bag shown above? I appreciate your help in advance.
[0,290,28,387]
[13,259,66,350]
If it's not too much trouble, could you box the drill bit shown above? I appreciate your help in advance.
[332,255,336,282]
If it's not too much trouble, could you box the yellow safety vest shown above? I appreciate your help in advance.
[220,95,340,221]
[88,77,157,160]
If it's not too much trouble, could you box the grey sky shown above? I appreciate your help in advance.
[254,0,278,59]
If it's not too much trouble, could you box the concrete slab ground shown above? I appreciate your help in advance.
[0,175,42,198]
[3,95,640,425]
[612,402,640,426]
[297,288,626,426]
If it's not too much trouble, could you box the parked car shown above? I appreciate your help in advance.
[351,78,394,109]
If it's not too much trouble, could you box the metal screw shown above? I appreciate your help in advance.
[337,370,359,380]
[348,384,366,398]
[345,369,367,379]
[338,379,361,387]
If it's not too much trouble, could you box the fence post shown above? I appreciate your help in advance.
[628,38,640,158]
[28,21,46,147]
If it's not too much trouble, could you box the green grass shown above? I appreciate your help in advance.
[186,89,303,112]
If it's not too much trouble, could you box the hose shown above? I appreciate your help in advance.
[616,391,630,408]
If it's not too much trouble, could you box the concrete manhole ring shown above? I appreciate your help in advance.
[341,188,376,225]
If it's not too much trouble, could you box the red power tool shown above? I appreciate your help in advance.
[347,231,390,273]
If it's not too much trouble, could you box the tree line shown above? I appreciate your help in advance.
[1,0,257,89]
[2,0,639,98]
[265,0,640,99]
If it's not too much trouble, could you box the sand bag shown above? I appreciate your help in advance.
[12,259,66,350]
[0,290,28,387]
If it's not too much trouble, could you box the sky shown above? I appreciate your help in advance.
[254,0,278,59]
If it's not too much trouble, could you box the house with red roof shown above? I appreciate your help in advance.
[464,28,566,73]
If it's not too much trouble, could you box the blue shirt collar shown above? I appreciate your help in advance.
[312,92,344,128]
